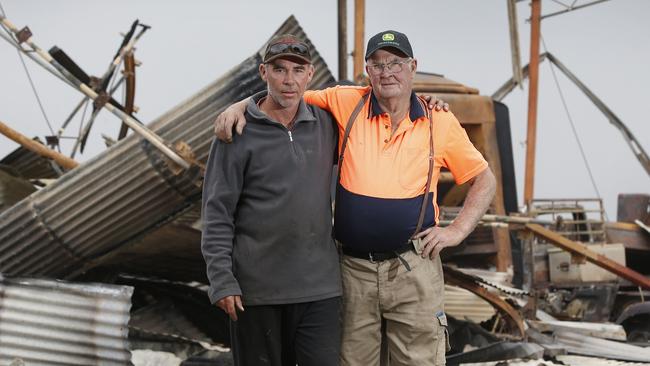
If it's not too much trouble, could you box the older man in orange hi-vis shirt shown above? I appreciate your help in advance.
[215,30,496,366]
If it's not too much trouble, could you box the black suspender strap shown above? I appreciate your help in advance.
[414,97,435,236]
[337,92,370,181]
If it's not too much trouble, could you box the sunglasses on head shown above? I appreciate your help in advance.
[267,42,310,57]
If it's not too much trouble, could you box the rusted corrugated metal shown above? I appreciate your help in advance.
[0,15,334,278]
[0,276,132,365]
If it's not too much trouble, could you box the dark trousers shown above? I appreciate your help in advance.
[230,296,341,366]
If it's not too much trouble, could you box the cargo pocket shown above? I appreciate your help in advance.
[436,311,451,363]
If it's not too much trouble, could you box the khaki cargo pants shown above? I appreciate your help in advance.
[340,249,450,366]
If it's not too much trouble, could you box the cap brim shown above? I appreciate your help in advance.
[365,45,410,60]
[264,54,311,64]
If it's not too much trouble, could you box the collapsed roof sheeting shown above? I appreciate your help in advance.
[0,276,133,365]
[0,15,334,278]
[0,139,60,180]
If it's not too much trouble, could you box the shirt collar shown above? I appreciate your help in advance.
[368,90,426,122]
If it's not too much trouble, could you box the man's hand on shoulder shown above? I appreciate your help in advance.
[214,98,249,143]
[216,295,245,321]
[422,95,449,112]
[414,225,465,260]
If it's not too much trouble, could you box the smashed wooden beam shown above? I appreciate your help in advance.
[0,120,78,170]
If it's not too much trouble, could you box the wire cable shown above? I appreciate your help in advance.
[540,35,606,219]
[0,1,60,151]
[71,98,90,159]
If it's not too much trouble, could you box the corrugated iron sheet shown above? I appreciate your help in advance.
[0,15,334,278]
[554,331,650,363]
[444,285,496,323]
[0,139,60,180]
[0,276,133,365]
[457,357,650,366]
[0,169,36,212]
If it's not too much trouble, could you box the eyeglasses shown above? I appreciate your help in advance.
[367,58,412,75]
[265,42,310,61]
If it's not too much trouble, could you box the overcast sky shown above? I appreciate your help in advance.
[0,0,648,218]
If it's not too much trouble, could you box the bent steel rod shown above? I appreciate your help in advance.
[0,15,190,169]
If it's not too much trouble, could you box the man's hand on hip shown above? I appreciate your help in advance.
[216,295,245,321]
[414,225,464,260]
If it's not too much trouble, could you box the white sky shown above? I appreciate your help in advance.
[0,0,648,218]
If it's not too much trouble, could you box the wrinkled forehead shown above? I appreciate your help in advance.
[265,58,309,68]
[367,47,409,62]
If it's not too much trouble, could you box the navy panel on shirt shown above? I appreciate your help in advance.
[334,184,435,252]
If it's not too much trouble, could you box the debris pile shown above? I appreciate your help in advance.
[1,11,649,366]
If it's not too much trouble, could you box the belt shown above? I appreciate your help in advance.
[341,242,413,262]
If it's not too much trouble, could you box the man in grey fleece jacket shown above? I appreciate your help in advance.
[201,34,341,366]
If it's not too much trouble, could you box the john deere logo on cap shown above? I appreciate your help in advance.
[382,33,395,41]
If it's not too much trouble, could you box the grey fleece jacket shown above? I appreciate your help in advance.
[201,92,341,306]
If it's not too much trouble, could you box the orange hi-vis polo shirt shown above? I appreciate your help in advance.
[304,86,488,253]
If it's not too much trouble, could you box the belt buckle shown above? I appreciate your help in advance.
[368,252,376,263]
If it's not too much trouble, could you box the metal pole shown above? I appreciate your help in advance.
[58,95,89,138]
[353,0,365,82]
[0,119,78,170]
[338,0,348,81]
[507,0,523,88]
[0,16,190,170]
[523,0,541,209]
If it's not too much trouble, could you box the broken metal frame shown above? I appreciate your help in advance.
[77,21,148,153]
[71,76,126,157]
[0,15,190,170]
[525,0,613,21]
[492,51,650,177]
[469,212,650,290]
[525,223,650,289]
[444,265,527,338]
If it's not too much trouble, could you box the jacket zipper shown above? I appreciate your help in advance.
[287,129,298,158]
